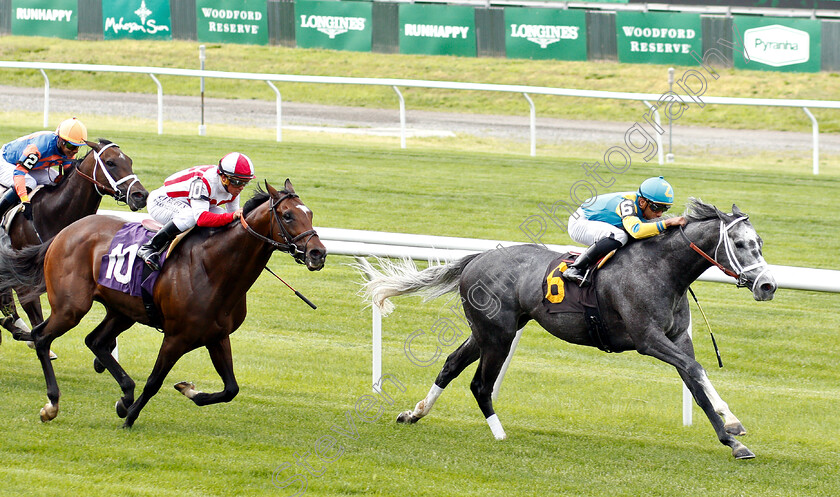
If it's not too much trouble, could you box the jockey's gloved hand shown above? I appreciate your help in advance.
[21,202,32,221]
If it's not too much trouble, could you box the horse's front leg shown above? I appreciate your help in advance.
[123,336,186,428]
[635,330,754,459]
[175,336,239,406]
[84,313,137,418]
[671,332,746,436]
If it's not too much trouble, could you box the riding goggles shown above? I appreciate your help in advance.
[225,176,250,188]
[648,201,671,213]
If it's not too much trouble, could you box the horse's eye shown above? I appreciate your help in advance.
[283,211,294,222]
[734,241,745,249]
[105,160,116,168]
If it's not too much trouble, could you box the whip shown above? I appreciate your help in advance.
[263,266,317,310]
[688,286,722,368]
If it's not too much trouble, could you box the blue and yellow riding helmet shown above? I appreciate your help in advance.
[638,176,674,205]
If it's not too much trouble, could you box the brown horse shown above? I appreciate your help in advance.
[0,180,325,427]
[1,139,148,350]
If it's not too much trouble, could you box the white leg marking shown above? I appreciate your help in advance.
[412,384,443,418]
[14,318,31,332]
[486,414,507,440]
[699,371,742,427]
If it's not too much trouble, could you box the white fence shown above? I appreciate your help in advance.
[2,60,840,173]
[100,209,840,426]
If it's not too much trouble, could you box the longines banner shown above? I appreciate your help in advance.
[103,0,172,40]
[196,0,268,45]
[616,12,701,65]
[295,0,372,52]
[504,7,586,61]
[733,16,821,72]
[399,4,476,57]
[10,0,77,39]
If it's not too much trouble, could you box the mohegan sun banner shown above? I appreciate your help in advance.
[102,0,172,40]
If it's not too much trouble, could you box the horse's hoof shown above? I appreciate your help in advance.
[39,403,58,423]
[725,422,746,436]
[48,350,57,361]
[396,411,417,424]
[115,399,129,418]
[93,357,105,374]
[732,443,755,460]
[174,381,197,399]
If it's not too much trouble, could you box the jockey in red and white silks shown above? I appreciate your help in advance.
[138,152,256,271]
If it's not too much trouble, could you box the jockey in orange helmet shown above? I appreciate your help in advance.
[0,117,88,222]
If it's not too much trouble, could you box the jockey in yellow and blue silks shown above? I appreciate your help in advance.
[0,117,88,223]
[562,176,687,287]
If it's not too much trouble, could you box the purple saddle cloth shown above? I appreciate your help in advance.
[97,222,168,297]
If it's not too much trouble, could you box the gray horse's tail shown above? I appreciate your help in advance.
[0,231,51,301]
[355,254,480,316]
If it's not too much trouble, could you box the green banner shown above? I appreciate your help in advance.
[733,17,821,73]
[295,1,372,52]
[196,0,268,45]
[616,12,701,65]
[103,0,172,40]
[504,8,586,61]
[399,4,476,57]
[10,0,77,39]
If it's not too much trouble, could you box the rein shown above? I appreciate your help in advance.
[75,143,142,204]
[678,217,770,290]
[239,191,317,264]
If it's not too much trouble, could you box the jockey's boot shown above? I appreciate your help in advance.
[562,236,623,287]
[137,221,183,271]
[0,188,22,223]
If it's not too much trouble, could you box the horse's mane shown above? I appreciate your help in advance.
[38,139,115,194]
[684,197,725,223]
[242,186,270,216]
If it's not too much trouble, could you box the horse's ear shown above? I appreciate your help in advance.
[265,180,278,197]
[284,178,295,193]
[84,139,98,151]
[714,205,727,221]
[732,204,747,218]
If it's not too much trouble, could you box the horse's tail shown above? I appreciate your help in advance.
[0,231,51,299]
[355,254,481,316]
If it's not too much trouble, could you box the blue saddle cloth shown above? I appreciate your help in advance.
[97,222,168,297]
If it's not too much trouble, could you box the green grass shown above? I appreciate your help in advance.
[0,48,839,496]
[0,36,839,133]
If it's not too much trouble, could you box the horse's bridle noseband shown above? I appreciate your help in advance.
[74,143,142,204]
[679,217,770,290]
[240,191,317,264]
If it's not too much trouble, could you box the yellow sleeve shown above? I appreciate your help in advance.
[622,216,666,239]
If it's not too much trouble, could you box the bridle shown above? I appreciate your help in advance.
[239,191,317,264]
[679,216,771,290]
[74,143,142,205]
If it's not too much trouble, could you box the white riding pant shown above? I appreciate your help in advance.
[567,208,629,247]
[146,190,197,232]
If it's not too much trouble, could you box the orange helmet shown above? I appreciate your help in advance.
[55,117,88,146]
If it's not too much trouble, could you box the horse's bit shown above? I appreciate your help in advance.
[240,191,317,264]
[679,217,770,290]
[75,143,142,204]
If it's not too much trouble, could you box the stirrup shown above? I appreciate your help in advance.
[138,248,161,271]
[562,267,590,287]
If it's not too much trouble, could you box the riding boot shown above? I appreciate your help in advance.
[0,188,21,222]
[137,221,183,271]
[562,236,623,287]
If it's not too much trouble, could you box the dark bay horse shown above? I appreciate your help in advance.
[0,180,325,427]
[0,139,148,353]
[357,199,776,459]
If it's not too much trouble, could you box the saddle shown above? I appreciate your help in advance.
[542,252,616,353]
[140,219,192,260]
[0,185,46,231]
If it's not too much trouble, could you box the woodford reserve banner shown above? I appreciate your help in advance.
[11,0,77,39]
[616,12,701,65]
[399,4,476,57]
[294,0,372,52]
[196,0,268,45]
[103,0,172,40]
[733,16,821,73]
[504,7,586,61]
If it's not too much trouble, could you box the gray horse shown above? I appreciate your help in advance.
[357,199,776,459]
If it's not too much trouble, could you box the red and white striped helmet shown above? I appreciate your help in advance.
[217,152,256,181]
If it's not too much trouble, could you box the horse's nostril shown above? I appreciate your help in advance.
[761,283,775,293]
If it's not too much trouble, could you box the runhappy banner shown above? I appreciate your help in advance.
[399,4,476,57]
[11,0,77,39]
[196,0,268,45]
[103,0,172,40]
